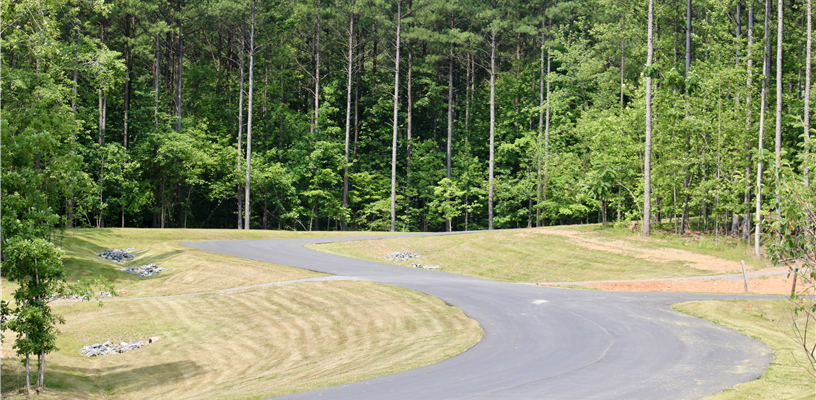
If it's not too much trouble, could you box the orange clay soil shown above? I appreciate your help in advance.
[579,275,800,295]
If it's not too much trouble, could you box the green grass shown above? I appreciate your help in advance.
[310,228,730,283]
[674,300,816,399]
[1,229,481,399]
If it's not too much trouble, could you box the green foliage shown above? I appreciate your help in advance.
[2,238,67,367]
[0,0,811,236]
[765,165,816,373]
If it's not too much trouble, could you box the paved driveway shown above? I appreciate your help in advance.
[184,233,775,400]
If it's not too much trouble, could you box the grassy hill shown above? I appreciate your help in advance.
[1,229,481,399]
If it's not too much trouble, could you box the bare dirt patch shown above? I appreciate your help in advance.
[578,275,794,295]
[530,227,741,273]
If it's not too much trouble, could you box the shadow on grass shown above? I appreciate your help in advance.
[2,359,204,397]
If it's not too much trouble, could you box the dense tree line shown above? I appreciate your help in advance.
[2,0,813,236]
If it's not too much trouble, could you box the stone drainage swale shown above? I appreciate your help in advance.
[386,251,421,262]
[119,264,166,277]
[98,248,137,263]
[81,337,159,357]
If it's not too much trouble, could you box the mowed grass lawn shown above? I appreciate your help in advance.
[310,228,716,283]
[675,300,816,400]
[1,229,481,399]
[4,228,389,301]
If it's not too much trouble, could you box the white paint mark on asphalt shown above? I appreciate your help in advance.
[532,299,549,304]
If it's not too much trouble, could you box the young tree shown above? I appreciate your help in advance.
[3,239,66,393]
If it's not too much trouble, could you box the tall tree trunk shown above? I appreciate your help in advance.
[464,52,472,231]
[315,0,321,140]
[38,346,44,387]
[488,0,498,230]
[775,0,783,235]
[390,1,402,232]
[537,6,546,228]
[244,0,255,230]
[354,68,360,159]
[279,69,285,161]
[98,90,107,146]
[237,15,245,230]
[25,349,30,394]
[69,27,78,229]
[716,81,723,245]
[620,2,626,110]
[743,6,754,241]
[342,9,354,231]
[155,22,160,129]
[686,0,692,75]
[99,22,107,147]
[407,46,413,220]
[806,0,812,187]
[175,4,183,133]
[544,17,552,227]
[123,14,133,149]
[644,0,654,237]
[446,38,454,232]
[757,0,772,258]
[680,0,692,235]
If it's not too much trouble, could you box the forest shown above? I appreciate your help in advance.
[2,0,813,236]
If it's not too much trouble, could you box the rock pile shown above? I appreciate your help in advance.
[46,291,116,301]
[386,251,421,262]
[410,263,440,271]
[81,338,156,357]
[98,248,137,263]
[119,264,166,277]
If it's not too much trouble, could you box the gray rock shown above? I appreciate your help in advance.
[386,251,421,262]
[81,339,150,357]
[410,263,441,271]
[97,248,137,263]
[119,263,166,277]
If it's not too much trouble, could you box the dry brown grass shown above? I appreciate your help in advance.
[1,229,481,399]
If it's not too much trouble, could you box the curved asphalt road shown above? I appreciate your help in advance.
[184,232,776,400]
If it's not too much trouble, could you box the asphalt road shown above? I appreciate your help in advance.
[183,232,777,400]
